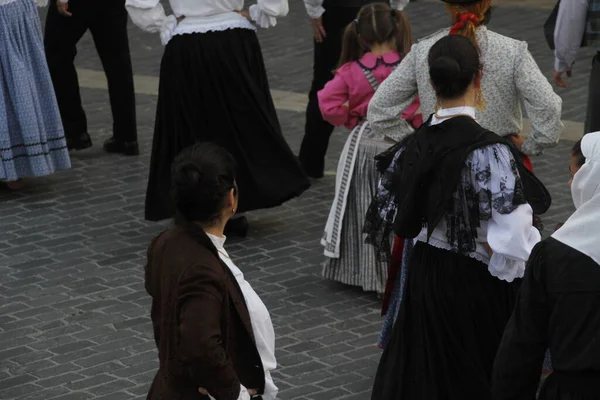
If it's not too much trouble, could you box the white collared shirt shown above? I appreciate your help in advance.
[206,233,278,400]
[303,0,409,19]
[125,0,288,45]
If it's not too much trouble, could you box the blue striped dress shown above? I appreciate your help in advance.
[0,0,70,182]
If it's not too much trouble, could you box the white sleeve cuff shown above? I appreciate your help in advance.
[160,15,177,45]
[554,57,572,73]
[488,253,526,282]
[249,4,277,28]
[238,385,252,400]
[58,0,68,3]
[125,1,167,33]
[305,5,325,18]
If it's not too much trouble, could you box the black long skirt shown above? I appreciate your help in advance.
[372,242,521,400]
[145,29,310,221]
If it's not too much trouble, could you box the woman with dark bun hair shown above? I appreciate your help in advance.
[366,34,550,399]
[371,0,560,351]
[144,142,277,400]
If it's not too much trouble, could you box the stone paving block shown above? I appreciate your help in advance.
[309,387,353,400]
[16,386,71,400]
[0,383,43,400]
[0,3,582,400]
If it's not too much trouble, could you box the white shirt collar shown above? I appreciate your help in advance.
[431,106,477,126]
[206,232,227,250]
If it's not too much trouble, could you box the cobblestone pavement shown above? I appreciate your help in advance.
[0,1,582,400]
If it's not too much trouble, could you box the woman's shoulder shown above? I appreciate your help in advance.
[334,62,355,77]
[484,28,526,47]
[482,28,529,59]
[416,29,448,46]
[469,141,514,161]
[149,226,222,269]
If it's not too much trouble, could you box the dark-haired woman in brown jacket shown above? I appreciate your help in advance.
[145,142,277,400]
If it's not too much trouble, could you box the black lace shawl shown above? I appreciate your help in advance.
[364,116,551,262]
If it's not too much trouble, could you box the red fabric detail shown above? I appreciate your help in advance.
[522,154,533,173]
[381,236,405,316]
[449,12,480,35]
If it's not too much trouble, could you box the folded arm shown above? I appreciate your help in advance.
[470,145,541,281]
[125,0,168,33]
[487,204,541,282]
[250,0,289,28]
[515,42,564,156]
[367,46,417,141]
[318,71,351,128]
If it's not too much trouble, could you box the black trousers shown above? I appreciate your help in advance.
[44,0,137,142]
[585,51,600,135]
[299,6,360,178]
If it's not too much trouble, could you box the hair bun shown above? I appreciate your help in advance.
[429,56,461,80]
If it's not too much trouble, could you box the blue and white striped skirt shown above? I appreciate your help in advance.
[0,0,70,181]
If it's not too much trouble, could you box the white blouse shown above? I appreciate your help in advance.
[125,0,288,45]
[416,107,541,282]
[303,0,409,19]
[206,233,278,400]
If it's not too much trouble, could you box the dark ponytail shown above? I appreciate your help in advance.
[336,3,413,70]
[170,142,237,225]
[392,10,413,59]
[428,34,481,100]
[337,21,365,71]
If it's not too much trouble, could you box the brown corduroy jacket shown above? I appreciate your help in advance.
[145,225,265,400]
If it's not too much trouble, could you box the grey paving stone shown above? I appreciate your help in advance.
[0,3,581,400]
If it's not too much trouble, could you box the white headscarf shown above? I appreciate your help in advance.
[553,131,600,265]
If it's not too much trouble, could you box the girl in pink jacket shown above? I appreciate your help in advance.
[319,2,421,295]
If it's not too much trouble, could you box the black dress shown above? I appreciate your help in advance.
[145,29,310,221]
[492,237,600,400]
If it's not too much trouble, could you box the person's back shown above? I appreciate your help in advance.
[368,0,563,157]
[493,134,600,400]
[409,28,550,140]
[318,50,421,132]
[539,239,600,371]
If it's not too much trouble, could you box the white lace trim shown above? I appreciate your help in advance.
[416,235,490,265]
[0,0,19,6]
[161,18,256,45]
[173,18,255,35]
[416,235,526,283]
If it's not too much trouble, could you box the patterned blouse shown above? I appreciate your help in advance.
[367,27,564,156]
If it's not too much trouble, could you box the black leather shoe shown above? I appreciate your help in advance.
[224,216,249,238]
[103,137,140,156]
[67,133,93,151]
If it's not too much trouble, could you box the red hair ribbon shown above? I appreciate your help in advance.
[449,12,480,35]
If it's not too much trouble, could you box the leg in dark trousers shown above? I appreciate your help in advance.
[44,0,90,148]
[585,52,600,135]
[299,6,359,178]
[44,0,137,154]
[89,0,138,149]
